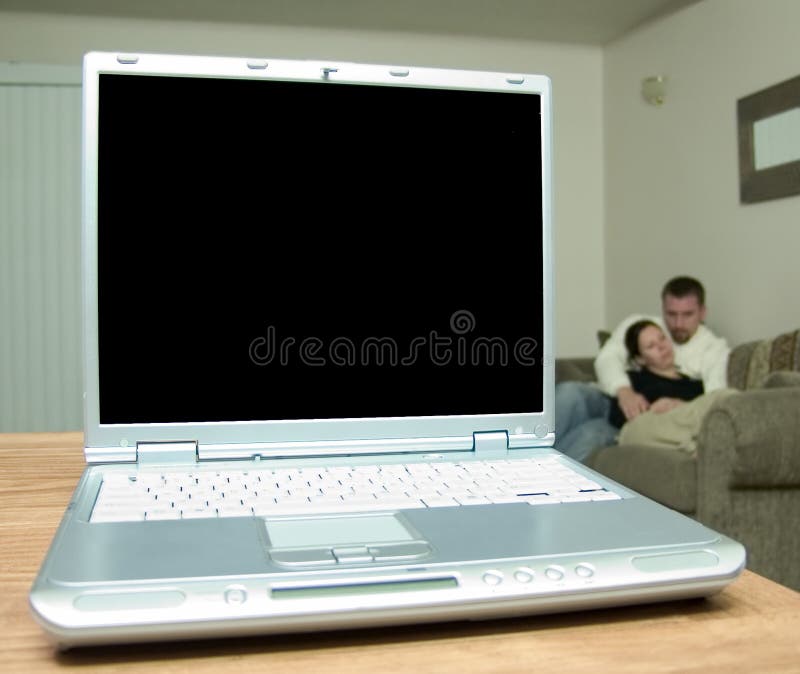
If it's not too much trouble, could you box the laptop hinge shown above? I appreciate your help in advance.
[136,441,199,465]
[472,431,509,457]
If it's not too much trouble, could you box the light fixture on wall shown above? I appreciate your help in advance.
[642,76,667,105]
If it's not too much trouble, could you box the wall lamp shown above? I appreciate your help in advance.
[642,76,667,105]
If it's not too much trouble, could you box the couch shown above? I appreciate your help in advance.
[555,329,800,591]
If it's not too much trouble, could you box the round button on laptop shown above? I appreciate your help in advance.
[545,566,565,581]
[224,586,247,605]
[575,564,595,579]
[514,568,535,583]
[482,570,504,586]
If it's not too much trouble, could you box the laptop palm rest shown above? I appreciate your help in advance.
[48,499,718,584]
[50,518,270,583]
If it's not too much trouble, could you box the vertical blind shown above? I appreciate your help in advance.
[0,68,82,431]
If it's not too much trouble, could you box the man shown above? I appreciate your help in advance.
[554,276,729,463]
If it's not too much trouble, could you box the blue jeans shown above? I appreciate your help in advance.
[553,381,618,464]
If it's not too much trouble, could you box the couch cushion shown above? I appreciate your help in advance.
[586,445,697,513]
[554,358,595,384]
[763,370,800,389]
[727,329,800,390]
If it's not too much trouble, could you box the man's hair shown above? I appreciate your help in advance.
[661,276,705,306]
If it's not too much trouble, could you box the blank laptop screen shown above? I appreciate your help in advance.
[96,73,544,424]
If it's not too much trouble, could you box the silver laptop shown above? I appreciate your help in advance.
[30,51,745,648]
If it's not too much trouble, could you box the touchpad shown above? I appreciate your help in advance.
[265,514,415,548]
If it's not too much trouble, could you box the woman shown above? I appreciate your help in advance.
[556,320,710,462]
[607,319,704,429]
[613,319,736,452]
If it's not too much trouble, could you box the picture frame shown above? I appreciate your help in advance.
[737,74,800,204]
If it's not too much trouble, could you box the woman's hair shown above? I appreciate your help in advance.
[624,319,662,364]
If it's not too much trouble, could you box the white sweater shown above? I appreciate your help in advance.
[594,314,730,397]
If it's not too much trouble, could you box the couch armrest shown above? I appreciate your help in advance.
[695,384,800,591]
[555,358,595,384]
[697,386,800,494]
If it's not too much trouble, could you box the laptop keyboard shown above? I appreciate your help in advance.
[89,456,621,523]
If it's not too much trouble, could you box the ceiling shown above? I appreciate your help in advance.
[0,0,701,46]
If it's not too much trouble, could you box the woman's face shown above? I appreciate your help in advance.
[636,324,675,371]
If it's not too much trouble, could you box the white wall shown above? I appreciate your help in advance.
[604,0,800,346]
[0,11,605,360]
[0,76,82,432]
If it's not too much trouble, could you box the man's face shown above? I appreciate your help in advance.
[662,294,706,344]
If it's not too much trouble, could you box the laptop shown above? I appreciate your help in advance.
[30,51,745,648]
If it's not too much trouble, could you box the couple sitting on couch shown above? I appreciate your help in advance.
[555,276,733,463]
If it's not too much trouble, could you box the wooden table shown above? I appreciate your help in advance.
[2,431,799,673]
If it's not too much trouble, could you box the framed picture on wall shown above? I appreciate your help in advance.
[737,74,800,204]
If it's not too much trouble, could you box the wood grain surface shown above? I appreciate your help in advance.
[1,432,798,673]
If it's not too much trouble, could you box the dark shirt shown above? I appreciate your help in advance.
[608,368,704,428]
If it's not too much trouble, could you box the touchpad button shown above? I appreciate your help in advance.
[269,548,337,567]
[332,546,374,564]
[369,542,431,561]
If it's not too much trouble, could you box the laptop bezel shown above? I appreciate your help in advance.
[81,52,554,455]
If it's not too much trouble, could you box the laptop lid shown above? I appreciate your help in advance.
[81,52,554,460]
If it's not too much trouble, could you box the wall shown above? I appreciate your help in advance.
[604,0,800,346]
